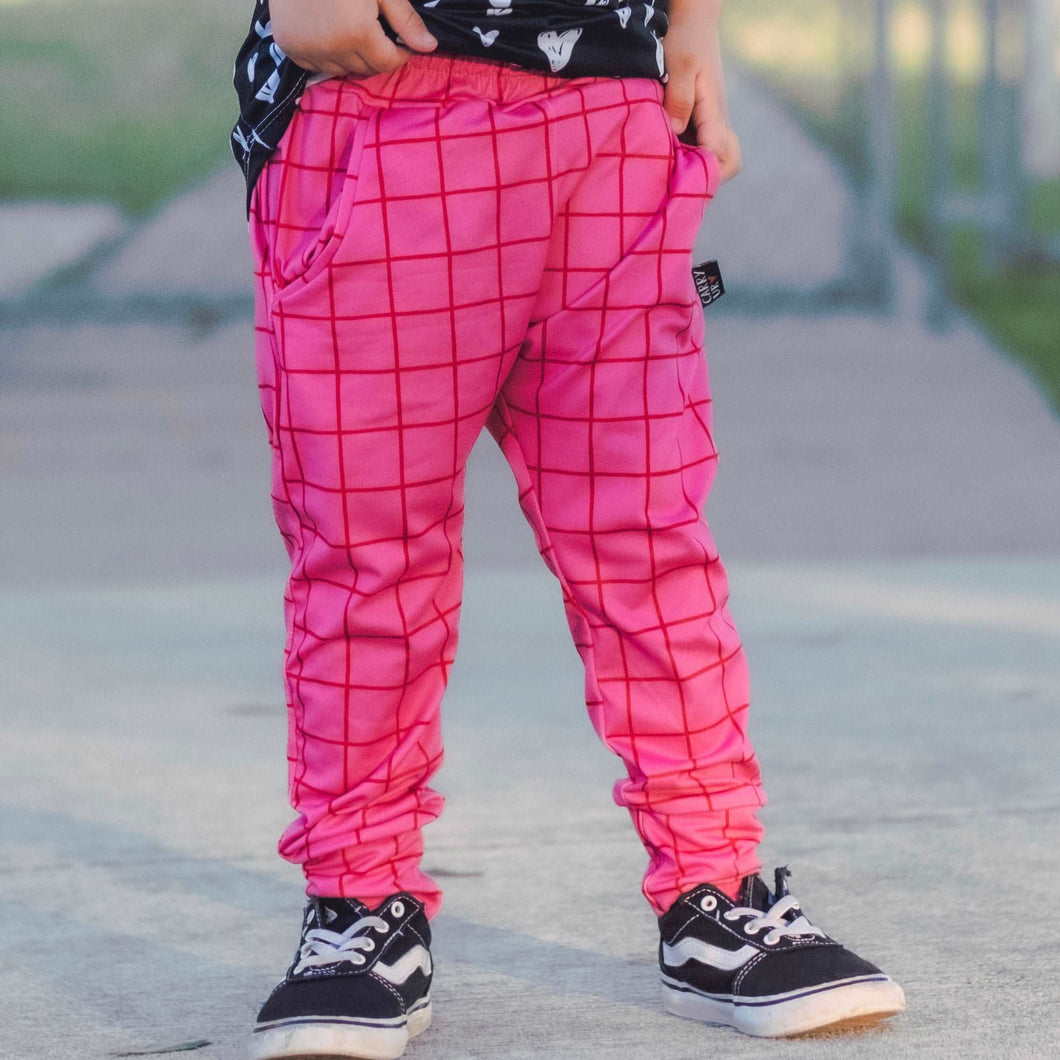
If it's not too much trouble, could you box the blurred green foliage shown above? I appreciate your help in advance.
[1,0,1056,415]
[0,0,248,215]
[723,0,1060,414]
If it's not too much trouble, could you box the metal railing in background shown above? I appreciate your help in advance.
[925,0,1033,323]
[847,0,899,308]
[844,0,1059,324]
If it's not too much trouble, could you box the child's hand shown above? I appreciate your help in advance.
[270,0,439,77]
[661,0,742,184]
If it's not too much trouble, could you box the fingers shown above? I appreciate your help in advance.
[716,130,742,183]
[666,84,743,183]
[310,53,370,77]
[663,54,742,184]
[301,24,411,77]
[355,20,418,73]
[691,96,742,183]
[270,0,434,76]
[662,54,696,136]
[378,0,439,53]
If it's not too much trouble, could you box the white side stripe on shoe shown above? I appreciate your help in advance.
[373,945,433,985]
[662,938,758,971]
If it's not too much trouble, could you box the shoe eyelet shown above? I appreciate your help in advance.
[699,895,718,913]
[390,900,406,918]
[743,923,760,936]
[352,954,367,965]
[764,935,780,946]
[362,939,375,952]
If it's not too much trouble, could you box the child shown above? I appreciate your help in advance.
[232,0,905,1055]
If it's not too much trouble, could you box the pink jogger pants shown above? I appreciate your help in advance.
[248,50,765,919]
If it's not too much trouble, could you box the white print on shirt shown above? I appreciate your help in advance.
[538,27,582,71]
[234,0,672,203]
[248,19,288,105]
[232,124,270,154]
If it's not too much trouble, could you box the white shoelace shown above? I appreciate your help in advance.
[294,914,389,974]
[722,894,827,946]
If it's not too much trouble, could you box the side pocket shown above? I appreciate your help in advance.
[248,179,283,452]
[672,132,721,204]
[693,141,722,201]
[658,102,721,229]
[267,88,378,303]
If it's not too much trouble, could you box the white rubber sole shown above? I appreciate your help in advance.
[662,974,905,1038]
[250,998,432,1060]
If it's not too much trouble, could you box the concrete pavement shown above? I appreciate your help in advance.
[4,558,1058,1059]
[1,68,1059,1059]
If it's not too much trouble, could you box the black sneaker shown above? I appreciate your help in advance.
[659,867,905,1037]
[251,892,433,1060]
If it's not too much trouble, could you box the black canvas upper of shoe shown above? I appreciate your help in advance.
[738,873,775,912]
[256,892,432,1025]
[284,893,431,981]
[658,875,859,1000]
[306,895,371,935]
[732,943,884,999]
[257,965,432,1023]
[657,870,897,1006]
[660,898,762,957]
[661,881,835,952]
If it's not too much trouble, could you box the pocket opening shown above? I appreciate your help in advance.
[268,94,379,304]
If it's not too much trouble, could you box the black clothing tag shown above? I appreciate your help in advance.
[691,260,725,308]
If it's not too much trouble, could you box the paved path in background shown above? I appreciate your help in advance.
[1,69,1058,1059]
[0,202,125,299]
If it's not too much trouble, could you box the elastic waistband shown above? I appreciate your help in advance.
[325,47,659,106]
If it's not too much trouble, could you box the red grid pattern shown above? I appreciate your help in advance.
[249,51,765,918]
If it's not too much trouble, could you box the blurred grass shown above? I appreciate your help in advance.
[1,0,1057,415]
[723,0,1060,415]
[0,0,247,215]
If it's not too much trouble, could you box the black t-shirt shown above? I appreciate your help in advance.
[231,0,670,212]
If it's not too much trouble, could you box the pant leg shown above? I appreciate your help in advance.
[485,76,766,914]
[248,58,566,915]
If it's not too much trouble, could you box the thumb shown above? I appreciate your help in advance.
[663,72,695,136]
[379,0,439,51]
